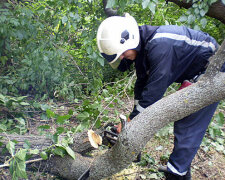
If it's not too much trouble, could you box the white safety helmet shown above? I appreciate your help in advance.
[97,13,140,69]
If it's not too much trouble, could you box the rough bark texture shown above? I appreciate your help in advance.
[167,0,225,24]
[0,131,95,156]
[1,40,224,179]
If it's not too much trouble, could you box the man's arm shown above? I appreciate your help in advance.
[129,41,173,119]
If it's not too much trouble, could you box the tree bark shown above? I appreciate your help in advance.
[0,131,96,156]
[167,0,225,24]
[102,0,118,17]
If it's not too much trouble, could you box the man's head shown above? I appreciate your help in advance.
[97,13,139,69]
[119,49,137,61]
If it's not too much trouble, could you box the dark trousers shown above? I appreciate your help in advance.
[168,102,219,175]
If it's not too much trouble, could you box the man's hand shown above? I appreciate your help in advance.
[115,117,131,133]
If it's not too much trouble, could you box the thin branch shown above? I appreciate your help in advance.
[0,158,43,168]
[91,72,136,129]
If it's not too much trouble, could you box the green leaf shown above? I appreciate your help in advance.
[179,16,187,22]
[200,9,207,17]
[40,151,48,160]
[20,102,29,106]
[209,0,217,5]
[0,124,7,131]
[97,57,104,66]
[38,125,51,130]
[56,114,71,124]
[215,143,224,152]
[0,93,5,102]
[15,160,27,178]
[15,149,27,161]
[56,127,64,134]
[75,121,89,132]
[193,25,200,31]
[40,104,50,111]
[12,171,18,180]
[9,159,15,177]
[23,140,30,149]
[194,8,199,14]
[95,119,101,128]
[6,141,15,156]
[0,15,6,22]
[68,109,74,115]
[52,133,59,144]
[215,112,224,126]
[188,14,195,24]
[142,0,150,9]
[46,109,55,118]
[106,0,115,8]
[77,112,89,121]
[29,149,39,155]
[149,173,158,179]
[53,146,66,157]
[65,146,76,159]
[200,18,207,28]
[16,118,25,126]
[148,2,156,14]
[62,16,68,24]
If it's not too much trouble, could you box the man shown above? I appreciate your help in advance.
[97,13,224,180]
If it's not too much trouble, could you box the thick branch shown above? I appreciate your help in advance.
[204,39,225,77]
[167,0,225,24]
[103,0,118,17]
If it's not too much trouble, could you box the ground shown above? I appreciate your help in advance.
[0,100,224,180]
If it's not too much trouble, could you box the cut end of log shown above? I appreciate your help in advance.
[87,130,102,148]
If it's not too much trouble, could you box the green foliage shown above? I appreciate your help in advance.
[5,140,39,180]
[137,152,164,179]
[0,1,105,99]
[201,110,225,154]
[0,93,29,134]
[75,72,135,130]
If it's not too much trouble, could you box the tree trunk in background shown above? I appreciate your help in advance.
[168,0,225,24]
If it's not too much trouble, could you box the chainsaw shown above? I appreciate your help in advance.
[101,114,127,147]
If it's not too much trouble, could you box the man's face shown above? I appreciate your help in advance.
[119,50,137,61]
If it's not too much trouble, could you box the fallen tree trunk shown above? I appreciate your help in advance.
[1,40,225,179]
[0,131,97,156]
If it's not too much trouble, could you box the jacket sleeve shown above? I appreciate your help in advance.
[129,40,173,119]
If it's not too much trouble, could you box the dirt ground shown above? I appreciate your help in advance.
[0,101,224,180]
[107,136,225,180]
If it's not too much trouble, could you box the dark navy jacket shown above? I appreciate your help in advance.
[117,25,220,119]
